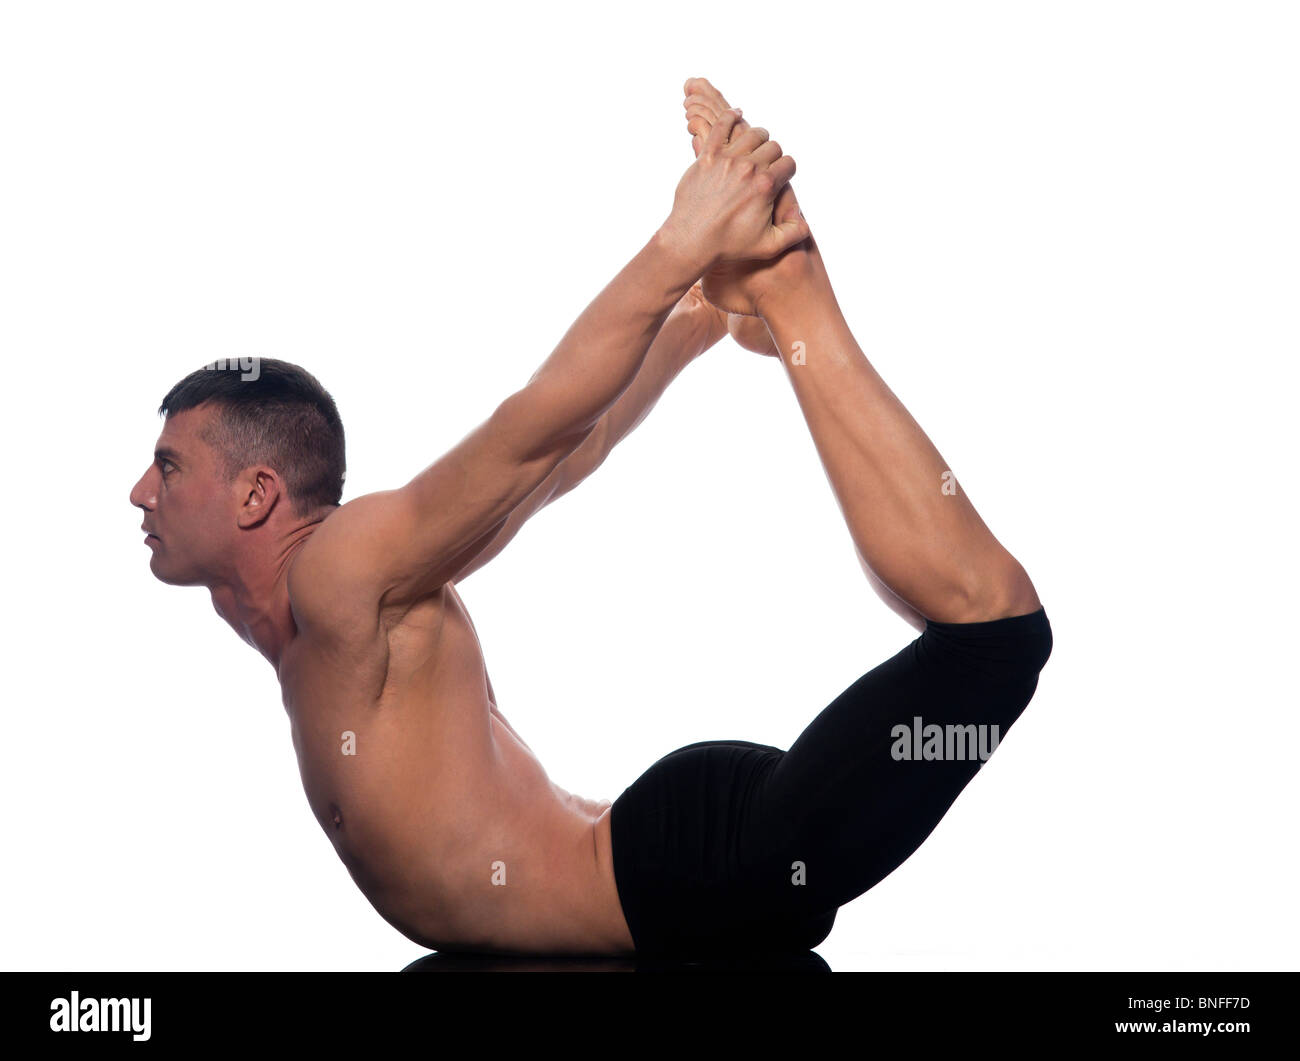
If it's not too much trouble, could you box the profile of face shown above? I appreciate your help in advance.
[129,404,244,586]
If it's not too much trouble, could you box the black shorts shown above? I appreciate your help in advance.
[609,606,1053,957]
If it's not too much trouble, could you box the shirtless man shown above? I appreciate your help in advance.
[131,79,1051,959]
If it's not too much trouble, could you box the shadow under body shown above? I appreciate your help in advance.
[401,950,831,973]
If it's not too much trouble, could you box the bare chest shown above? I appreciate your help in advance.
[274,584,585,945]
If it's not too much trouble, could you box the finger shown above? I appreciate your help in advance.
[686,100,752,157]
[686,114,710,156]
[686,107,730,139]
[703,107,741,155]
[762,160,810,256]
[686,93,746,126]
[685,105,717,148]
[766,210,812,258]
[765,153,798,194]
[749,139,783,168]
[771,182,803,226]
[725,125,770,157]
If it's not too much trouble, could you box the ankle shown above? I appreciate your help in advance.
[755,236,832,323]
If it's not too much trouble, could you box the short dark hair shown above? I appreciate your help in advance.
[158,358,346,515]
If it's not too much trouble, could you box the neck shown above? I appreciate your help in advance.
[208,514,327,671]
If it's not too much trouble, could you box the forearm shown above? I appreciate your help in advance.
[503,229,705,459]
[444,293,719,585]
[549,299,716,497]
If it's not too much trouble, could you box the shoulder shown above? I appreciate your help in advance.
[287,493,409,639]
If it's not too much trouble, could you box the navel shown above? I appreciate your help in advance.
[328,802,344,829]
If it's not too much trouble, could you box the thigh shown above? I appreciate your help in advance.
[748,607,1054,913]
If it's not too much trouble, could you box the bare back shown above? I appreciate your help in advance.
[276,556,633,955]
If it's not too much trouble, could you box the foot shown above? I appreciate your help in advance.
[683,77,817,334]
[679,277,776,358]
[727,314,780,357]
[678,279,729,350]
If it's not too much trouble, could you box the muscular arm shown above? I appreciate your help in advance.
[291,229,709,626]
[291,112,800,629]
[447,288,724,584]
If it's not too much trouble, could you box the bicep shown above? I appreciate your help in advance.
[447,414,613,585]
[302,395,592,615]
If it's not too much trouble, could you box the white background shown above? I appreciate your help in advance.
[2,1,1296,972]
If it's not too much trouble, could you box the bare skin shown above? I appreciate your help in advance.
[130,107,806,955]
[681,78,1042,628]
[133,78,1041,958]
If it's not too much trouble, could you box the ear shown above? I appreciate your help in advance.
[234,466,283,529]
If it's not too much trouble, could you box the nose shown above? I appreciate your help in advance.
[129,467,157,511]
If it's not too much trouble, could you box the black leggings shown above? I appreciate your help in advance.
[609,606,1053,956]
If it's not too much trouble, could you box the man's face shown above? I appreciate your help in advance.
[129,405,238,586]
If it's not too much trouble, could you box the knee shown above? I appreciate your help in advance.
[924,596,1053,686]
[957,555,1042,625]
[1008,606,1053,678]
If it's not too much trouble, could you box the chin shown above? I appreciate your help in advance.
[149,553,196,587]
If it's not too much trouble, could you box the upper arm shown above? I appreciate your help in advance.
[290,392,593,627]
[441,416,610,585]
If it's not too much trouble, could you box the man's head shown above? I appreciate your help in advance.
[130,358,345,586]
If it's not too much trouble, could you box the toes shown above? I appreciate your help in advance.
[685,100,721,148]
[685,98,750,142]
[686,114,711,138]
[684,95,717,117]
[685,101,719,125]
[684,76,725,102]
[683,81,750,155]
[683,76,730,112]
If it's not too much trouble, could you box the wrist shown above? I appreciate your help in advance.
[652,222,714,282]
